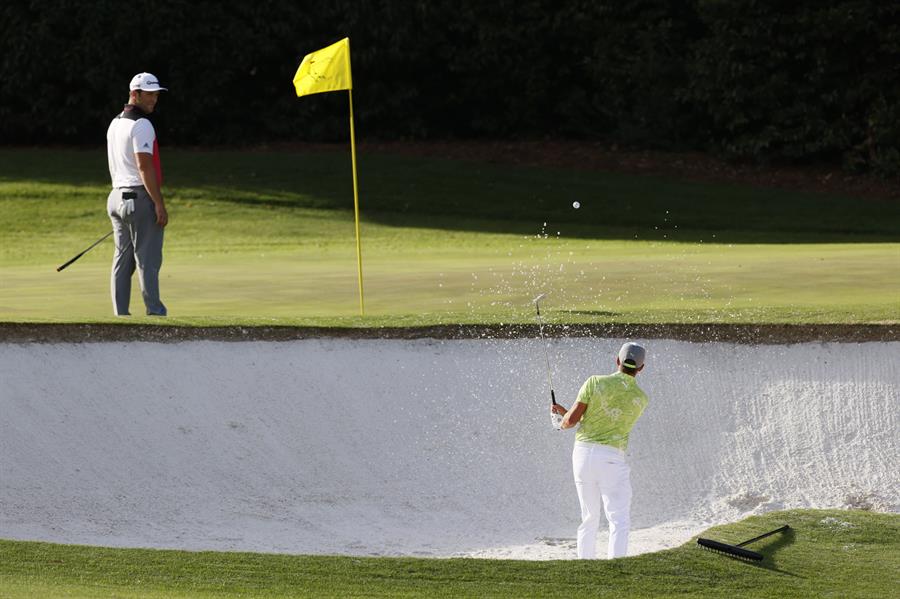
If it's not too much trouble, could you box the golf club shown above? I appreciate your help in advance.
[56,231,113,272]
[533,293,563,430]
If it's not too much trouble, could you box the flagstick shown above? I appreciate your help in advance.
[348,89,365,316]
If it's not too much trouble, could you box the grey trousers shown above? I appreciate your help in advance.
[107,187,167,316]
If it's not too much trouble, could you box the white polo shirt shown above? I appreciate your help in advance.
[106,108,158,188]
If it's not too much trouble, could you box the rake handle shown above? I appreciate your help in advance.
[737,525,791,547]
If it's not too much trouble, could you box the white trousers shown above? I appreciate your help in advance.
[572,441,632,559]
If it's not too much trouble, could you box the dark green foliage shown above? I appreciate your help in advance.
[685,1,900,174]
[0,1,896,173]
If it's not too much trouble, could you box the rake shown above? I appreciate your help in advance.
[697,525,790,561]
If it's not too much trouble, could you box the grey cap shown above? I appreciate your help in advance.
[618,342,646,369]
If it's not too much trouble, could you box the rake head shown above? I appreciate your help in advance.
[697,524,790,562]
[697,537,764,561]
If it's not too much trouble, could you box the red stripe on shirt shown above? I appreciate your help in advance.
[152,139,163,187]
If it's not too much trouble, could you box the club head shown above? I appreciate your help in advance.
[532,293,547,305]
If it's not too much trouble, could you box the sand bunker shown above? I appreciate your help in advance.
[1,338,897,559]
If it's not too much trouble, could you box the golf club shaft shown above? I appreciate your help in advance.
[534,295,563,430]
[57,230,113,272]
[534,301,557,404]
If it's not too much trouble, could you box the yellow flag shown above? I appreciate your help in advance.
[293,38,352,97]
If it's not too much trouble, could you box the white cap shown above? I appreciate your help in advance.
[618,342,646,369]
[129,72,168,92]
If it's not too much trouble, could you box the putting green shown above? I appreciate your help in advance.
[2,236,898,324]
[1,149,897,325]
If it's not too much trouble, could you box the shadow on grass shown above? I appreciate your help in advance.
[754,527,800,576]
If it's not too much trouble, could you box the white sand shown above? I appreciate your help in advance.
[1,338,897,559]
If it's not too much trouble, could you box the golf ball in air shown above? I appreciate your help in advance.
[573,201,581,209]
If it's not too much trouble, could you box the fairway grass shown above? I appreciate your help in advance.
[1,148,897,326]
[0,510,896,598]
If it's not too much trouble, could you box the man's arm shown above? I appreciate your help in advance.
[136,152,168,227]
[551,401,588,429]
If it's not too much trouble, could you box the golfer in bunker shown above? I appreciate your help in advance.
[552,342,649,559]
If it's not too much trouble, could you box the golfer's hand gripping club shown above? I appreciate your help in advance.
[550,390,564,430]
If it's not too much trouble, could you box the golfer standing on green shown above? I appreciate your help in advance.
[551,342,649,559]
[106,72,169,316]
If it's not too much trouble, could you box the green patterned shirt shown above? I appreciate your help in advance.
[574,371,648,450]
